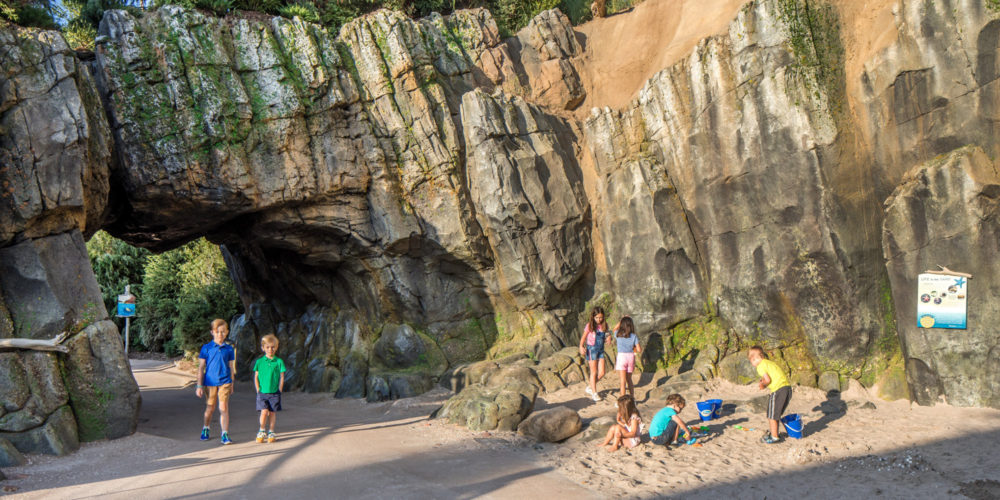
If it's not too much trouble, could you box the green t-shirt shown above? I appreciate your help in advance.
[254,356,286,394]
[756,359,790,392]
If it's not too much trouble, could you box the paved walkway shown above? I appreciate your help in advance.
[4,360,594,499]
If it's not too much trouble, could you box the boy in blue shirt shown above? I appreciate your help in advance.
[196,319,236,445]
[649,393,694,447]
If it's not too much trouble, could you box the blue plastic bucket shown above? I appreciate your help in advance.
[696,401,715,421]
[707,399,723,419]
[781,413,803,439]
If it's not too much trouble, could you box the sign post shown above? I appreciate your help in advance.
[117,285,137,355]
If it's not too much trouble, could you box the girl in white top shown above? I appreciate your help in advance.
[599,395,643,451]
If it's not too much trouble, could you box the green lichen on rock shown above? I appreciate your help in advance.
[774,0,845,109]
[661,315,728,371]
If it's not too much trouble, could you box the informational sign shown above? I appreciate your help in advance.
[117,302,136,317]
[117,289,136,318]
[917,274,967,329]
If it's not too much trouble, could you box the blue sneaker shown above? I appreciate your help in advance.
[221,432,232,445]
[200,427,210,441]
[761,433,779,444]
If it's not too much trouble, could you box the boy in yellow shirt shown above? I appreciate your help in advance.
[748,345,791,444]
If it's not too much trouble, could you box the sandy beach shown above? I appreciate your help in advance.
[3,361,1000,499]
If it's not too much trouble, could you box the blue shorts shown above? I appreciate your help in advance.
[256,392,282,412]
[651,421,678,445]
[585,345,605,361]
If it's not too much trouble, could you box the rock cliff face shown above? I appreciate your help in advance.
[0,27,139,455]
[3,0,1000,447]
[883,146,1000,408]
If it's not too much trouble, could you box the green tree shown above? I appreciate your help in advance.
[171,239,242,355]
[138,238,242,355]
[136,246,187,351]
[86,230,151,343]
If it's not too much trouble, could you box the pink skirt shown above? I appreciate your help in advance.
[615,352,636,373]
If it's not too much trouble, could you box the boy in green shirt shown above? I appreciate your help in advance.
[254,334,286,443]
[748,345,791,444]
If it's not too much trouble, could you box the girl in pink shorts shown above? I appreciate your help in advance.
[614,316,642,399]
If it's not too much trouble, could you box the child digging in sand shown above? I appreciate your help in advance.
[748,345,791,444]
[579,307,612,402]
[599,395,643,452]
[649,393,694,448]
[613,316,641,399]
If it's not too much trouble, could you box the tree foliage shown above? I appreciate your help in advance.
[86,230,151,337]
[86,232,243,356]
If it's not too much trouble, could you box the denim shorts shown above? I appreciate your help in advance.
[585,345,605,361]
[256,392,282,412]
[651,421,678,445]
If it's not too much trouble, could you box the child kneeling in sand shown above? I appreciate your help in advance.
[649,393,693,447]
[254,334,286,443]
[599,395,642,451]
[748,345,791,444]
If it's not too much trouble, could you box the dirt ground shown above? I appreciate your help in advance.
[0,360,593,499]
[531,373,1000,499]
[4,360,1000,499]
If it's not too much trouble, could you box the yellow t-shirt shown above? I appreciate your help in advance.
[756,359,790,392]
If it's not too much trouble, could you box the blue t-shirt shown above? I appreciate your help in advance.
[199,341,235,386]
[649,407,678,437]
[615,333,639,354]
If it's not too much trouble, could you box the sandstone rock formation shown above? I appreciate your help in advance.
[4,0,1000,450]
[883,146,1000,408]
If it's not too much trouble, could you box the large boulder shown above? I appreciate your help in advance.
[883,146,1000,408]
[0,232,107,340]
[818,371,842,393]
[0,437,25,467]
[579,416,616,442]
[0,353,69,433]
[0,405,79,456]
[374,324,427,369]
[0,353,30,416]
[61,321,141,441]
[437,380,537,431]
[517,406,582,442]
[717,352,756,385]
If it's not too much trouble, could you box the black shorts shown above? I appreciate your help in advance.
[651,421,678,445]
[257,392,282,412]
[767,386,791,420]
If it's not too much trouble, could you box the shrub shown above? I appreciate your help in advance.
[278,1,318,22]
[63,18,97,49]
[135,237,242,353]
[194,0,233,15]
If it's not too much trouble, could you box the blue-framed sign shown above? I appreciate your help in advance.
[917,274,967,329]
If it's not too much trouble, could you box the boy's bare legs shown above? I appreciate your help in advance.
[268,411,276,432]
[203,405,215,428]
[768,418,779,438]
[259,409,269,430]
[218,399,229,433]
